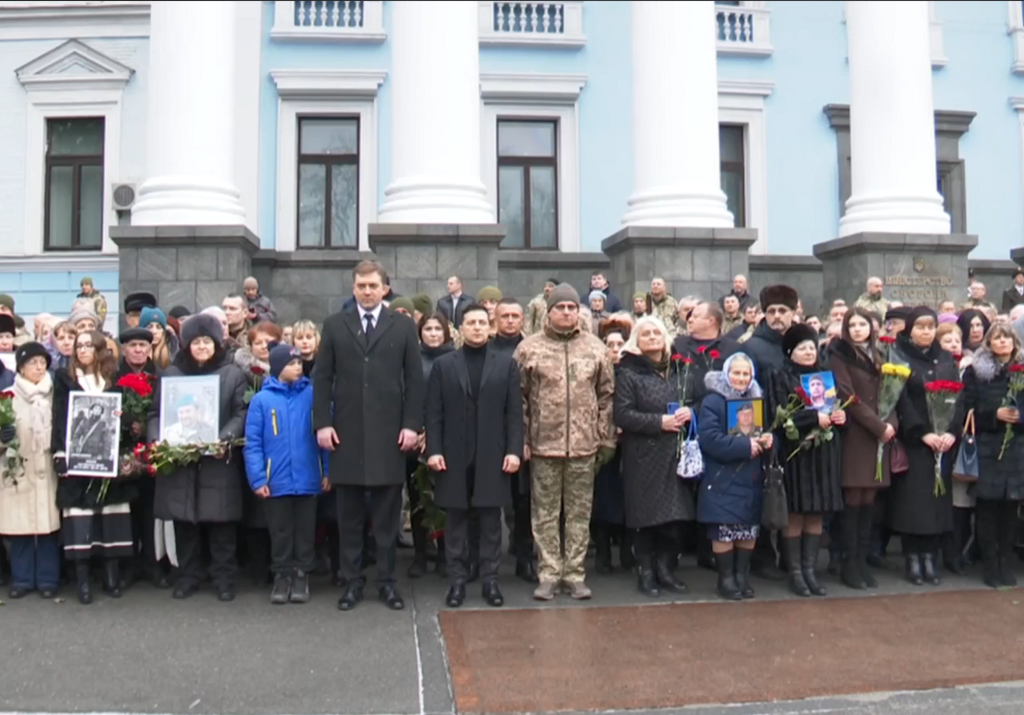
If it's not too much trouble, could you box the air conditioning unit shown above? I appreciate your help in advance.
[112,182,137,211]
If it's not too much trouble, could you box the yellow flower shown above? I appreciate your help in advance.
[881,363,896,376]
[895,365,911,379]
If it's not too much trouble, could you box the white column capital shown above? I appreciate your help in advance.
[132,0,245,226]
[378,1,492,224]
[623,1,732,228]
[839,0,949,236]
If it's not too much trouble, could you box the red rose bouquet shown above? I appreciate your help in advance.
[924,379,964,496]
[116,373,153,435]
[998,363,1024,460]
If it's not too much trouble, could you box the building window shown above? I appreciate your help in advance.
[297,116,359,248]
[719,124,746,227]
[44,117,104,251]
[497,119,558,249]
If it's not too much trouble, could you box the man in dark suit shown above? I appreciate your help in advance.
[1002,268,1024,313]
[314,260,424,612]
[437,275,470,329]
[426,304,522,608]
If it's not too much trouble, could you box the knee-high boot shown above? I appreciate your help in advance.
[842,506,866,590]
[75,562,92,605]
[998,501,1018,587]
[783,536,810,597]
[801,533,826,596]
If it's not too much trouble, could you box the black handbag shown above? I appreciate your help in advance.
[952,409,979,482]
[761,455,789,531]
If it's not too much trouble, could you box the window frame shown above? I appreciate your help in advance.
[43,116,105,252]
[496,117,560,250]
[718,122,746,229]
[718,80,773,253]
[295,115,361,249]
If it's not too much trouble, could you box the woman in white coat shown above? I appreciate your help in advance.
[0,342,60,598]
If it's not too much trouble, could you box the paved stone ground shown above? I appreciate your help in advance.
[0,550,1021,715]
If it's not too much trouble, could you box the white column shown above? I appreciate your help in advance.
[132,0,246,226]
[839,0,949,236]
[378,0,492,224]
[622,1,732,228]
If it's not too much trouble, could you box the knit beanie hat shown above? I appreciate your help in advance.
[389,297,415,314]
[180,313,223,347]
[13,315,23,329]
[15,341,51,372]
[588,290,606,306]
[268,341,301,379]
[782,323,819,358]
[0,315,14,337]
[69,307,100,327]
[547,283,580,311]
[139,306,167,330]
[168,305,191,320]
[411,293,433,316]
[633,291,647,301]
[477,286,503,303]
[0,294,14,311]
[80,277,93,287]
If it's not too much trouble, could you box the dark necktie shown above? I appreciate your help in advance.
[364,313,375,342]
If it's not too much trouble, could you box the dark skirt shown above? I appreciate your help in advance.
[61,502,133,560]
[784,459,845,514]
[592,451,625,525]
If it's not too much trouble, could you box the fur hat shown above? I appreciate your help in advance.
[0,314,15,337]
[783,323,820,358]
[124,291,157,314]
[759,285,799,312]
[118,328,154,345]
[268,341,301,379]
[477,286,503,303]
[180,313,223,347]
[547,283,580,311]
[15,341,51,372]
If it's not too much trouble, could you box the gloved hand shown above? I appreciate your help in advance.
[53,456,68,477]
[0,424,15,444]
[595,445,617,468]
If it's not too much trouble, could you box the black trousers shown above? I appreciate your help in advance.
[174,521,238,588]
[511,472,533,560]
[634,521,683,559]
[337,485,401,587]
[976,498,1019,560]
[132,478,166,578]
[446,506,502,585]
[264,496,317,574]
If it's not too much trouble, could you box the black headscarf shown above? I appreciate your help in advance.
[957,309,991,351]
[901,306,938,339]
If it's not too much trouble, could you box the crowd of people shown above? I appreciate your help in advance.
[1,264,1023,611]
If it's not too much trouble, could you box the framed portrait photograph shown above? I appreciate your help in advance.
[727,399,764,438]
[65,392,122,478]
[801,371,837,413]
[158,375,220,446]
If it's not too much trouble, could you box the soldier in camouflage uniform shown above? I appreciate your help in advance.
[852,277,890,321]
[525,278,559,336]
[514,283,615,601]
[77,277,108,326]
[650,278,680,337]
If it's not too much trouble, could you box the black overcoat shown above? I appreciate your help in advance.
[425,346,522,509]
[313,308,424,487]
[147,348,247,524]
[613,353,695,529]
[888,334,956,535]
[742,320,786,380]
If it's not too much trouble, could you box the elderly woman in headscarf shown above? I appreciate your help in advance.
[889,306,958,586]
[589,291,610,334]
[613,315,696,598]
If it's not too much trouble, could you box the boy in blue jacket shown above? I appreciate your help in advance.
[244,343,328,605]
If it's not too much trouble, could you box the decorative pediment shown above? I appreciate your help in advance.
[16,39,134,92]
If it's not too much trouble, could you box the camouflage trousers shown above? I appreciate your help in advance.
[530,455,596,584]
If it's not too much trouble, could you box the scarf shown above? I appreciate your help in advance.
[704,352,763,400]
[75,369,106,393]
[14,372,52,456]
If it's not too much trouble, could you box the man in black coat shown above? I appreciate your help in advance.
[437,275,470,330]
[671,301,740,409]
[1002,267,1024,313]
[718,274,752,311]
[580,271,622,314]
[426,304,523,608]
[733,284,798,581]
[314,260,424,613]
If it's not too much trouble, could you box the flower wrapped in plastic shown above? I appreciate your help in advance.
[923,379,964,496]
[876,362,911,482]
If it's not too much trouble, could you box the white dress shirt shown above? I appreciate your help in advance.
[358,303,383,333]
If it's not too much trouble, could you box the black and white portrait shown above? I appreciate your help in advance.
[66,392,122,478]
[159,375,220,446]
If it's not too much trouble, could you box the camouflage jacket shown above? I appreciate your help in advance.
[77,291,108,325]
[514,324,615,459]
[853,293,890,319]
[721,315,745,336]
[525,293,548,336]
[651,294,680,336]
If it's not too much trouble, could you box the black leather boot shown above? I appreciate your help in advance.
[842,506,866,590]
[715,551,742,601]
[921,552,941,585]
[75,563,92,605]
[801,534,826,597]
[905,554,924,585]
[976,501,1001,588]
[998,505,1018,587]
[783,536,810,597]
[593,523,613,575]
[103,559,122,598]
[654,552,687,594]
[855,504,878,588]
[636,556,660,598]
[515,558,539,583]
[734,548,755,599]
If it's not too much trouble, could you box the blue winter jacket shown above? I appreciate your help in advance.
[243,376,326,496]
[696,371,765,527]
